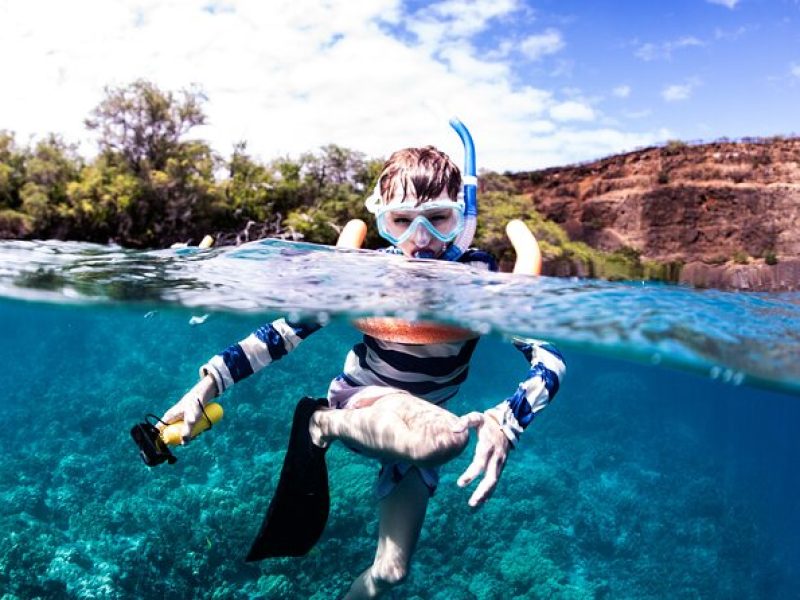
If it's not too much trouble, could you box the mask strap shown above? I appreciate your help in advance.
[365,182,383,214]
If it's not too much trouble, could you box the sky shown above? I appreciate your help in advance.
[1,0,799,171]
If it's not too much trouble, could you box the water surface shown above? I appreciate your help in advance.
[1,239,798,598]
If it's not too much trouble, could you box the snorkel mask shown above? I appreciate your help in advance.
[365,195,466,246]
[366,118,478,261]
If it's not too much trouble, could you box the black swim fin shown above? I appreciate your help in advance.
[246,397,330,561]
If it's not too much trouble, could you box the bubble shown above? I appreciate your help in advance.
[710,366,721,379]
[316,311,330,326]
[732,372,745,386]
[650,353,662,365]
[398,310,419,321]
[476,322,492,335]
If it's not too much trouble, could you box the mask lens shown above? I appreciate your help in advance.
[377,201,464,244]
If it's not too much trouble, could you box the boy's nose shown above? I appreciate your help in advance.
[413,223,431,245]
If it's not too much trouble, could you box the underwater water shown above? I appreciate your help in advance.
[1,239,799,599]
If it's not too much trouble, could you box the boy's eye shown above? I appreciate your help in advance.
[392,217,412,226]
[424,212,450,224]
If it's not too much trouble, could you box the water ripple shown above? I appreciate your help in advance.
[1,239,798,394]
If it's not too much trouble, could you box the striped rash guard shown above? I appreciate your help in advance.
[200,249,565,445]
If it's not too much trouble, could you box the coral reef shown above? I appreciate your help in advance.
[0,300,797,598]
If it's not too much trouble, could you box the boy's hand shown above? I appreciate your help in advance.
[452,411,510,507]
[159,375,218,444]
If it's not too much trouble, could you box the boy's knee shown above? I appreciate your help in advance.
[371,557,409,589]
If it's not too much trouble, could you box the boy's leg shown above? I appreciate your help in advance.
[311,392,469,467]
[343,469,430,599]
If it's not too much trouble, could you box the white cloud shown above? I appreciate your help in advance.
[675,36,704,49]
[524,127,670,167]
[624,109,653,119]
[613,85,631,98]
[549,58,575,78]
[791,63,800,79]
[406,0,518,52]
[634,43,658,62]
[707,0,739,8]
[714,26,747,41]
[519,29,565,61]
[549,100,595,122]
[0,0,662,171]
[634,36,703,61]
[662,83,694,102]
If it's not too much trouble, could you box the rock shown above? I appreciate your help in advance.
[508,137,800,290]
[680,258,800,291]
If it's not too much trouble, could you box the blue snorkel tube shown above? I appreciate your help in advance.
[441,118,478,262]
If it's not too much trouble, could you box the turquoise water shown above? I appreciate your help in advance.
[1,239,799,599]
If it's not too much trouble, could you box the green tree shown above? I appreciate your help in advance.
[21,135,82,233]
[283,146,383,245]
[0,131,27,211]
[82,80,219,246]
[65,157,144,243]
[85,79,207,174]
[224,141,276,222]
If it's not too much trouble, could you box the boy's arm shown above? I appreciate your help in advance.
[201,318,322,394]
[485,338,566,446]
[160,318,322,442]
[454,338,566,507]
[459,247,566,443]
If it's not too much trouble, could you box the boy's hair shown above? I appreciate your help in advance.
[378,146,461,206]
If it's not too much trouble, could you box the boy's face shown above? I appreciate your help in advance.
[385,190,458,259]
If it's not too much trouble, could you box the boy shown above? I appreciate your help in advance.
[160,145,566,599]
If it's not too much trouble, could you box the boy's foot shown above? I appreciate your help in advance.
[245,397,330,561]
[308,406,330,449]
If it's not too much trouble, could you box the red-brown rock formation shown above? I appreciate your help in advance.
[507,137,800,291]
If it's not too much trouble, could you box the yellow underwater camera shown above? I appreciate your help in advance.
[130,403,223,466]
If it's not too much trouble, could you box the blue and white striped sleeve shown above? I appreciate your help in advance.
[200,318,321,394]
[486,338,566,446]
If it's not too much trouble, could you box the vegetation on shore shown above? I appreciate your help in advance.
[1,80,673,281]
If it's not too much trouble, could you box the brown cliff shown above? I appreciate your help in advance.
[506,137,800,291]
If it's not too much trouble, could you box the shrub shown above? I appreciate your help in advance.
[657,170,670,185]
[643,259,683,282]
[732,250,749,265]
[0,208,32,238]
[527,171,546,185]
[730,170,750,184]
[764,251,778,265]
[661,140,687,157]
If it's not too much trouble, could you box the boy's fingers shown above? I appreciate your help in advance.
[457,446,489,487]
[180,419,194,444]
[468,455,502,507]
[159,405,183,428]
[452,411,484,433]
[468,472,497,507]
[181,402,205,443]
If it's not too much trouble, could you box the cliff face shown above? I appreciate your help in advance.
[508,138,800,291]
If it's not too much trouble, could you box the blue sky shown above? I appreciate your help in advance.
[1,0,798,171]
